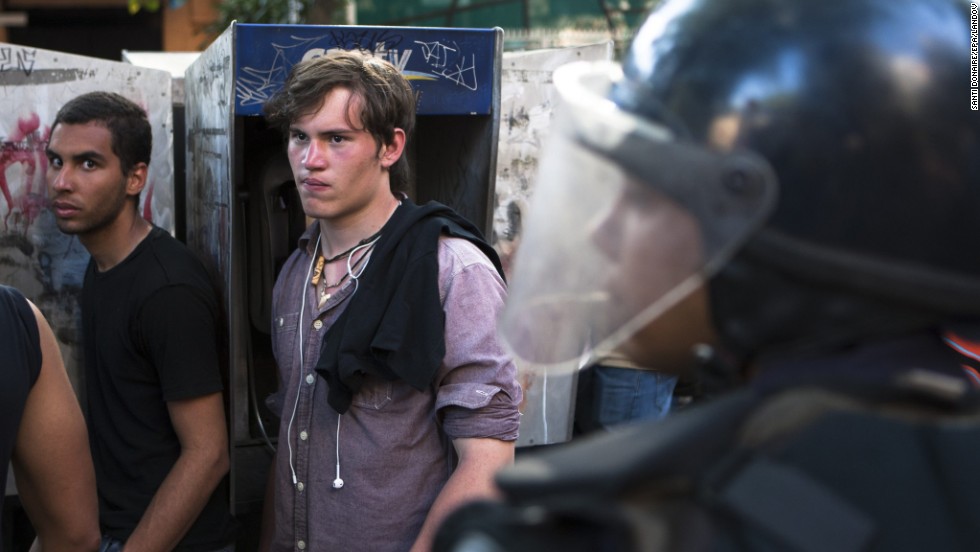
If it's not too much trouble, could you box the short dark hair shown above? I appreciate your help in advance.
[50,91,152,176]
[263,49,416,193]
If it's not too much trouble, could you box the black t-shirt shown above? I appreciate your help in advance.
[0,285,41,548]
[82,227,236,550]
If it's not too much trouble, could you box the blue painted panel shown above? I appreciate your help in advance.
[234,24,498,116]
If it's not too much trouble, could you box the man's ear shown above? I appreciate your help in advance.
[126,162,148,197]
[380,128,407,169]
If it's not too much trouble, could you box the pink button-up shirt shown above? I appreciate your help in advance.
[267,224,522,552]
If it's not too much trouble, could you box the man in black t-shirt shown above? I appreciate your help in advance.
[45,91,238,551]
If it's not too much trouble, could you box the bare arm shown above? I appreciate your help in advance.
[121,392,229,552]
[12,302,101,552]
[409,437,515,552]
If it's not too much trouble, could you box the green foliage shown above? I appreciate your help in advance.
[127,0,161,14]
[213,0,303,27]
[208,0,349,35]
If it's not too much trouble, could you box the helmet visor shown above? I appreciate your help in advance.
[500,61,778,369]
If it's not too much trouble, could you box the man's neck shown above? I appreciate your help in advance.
[317,193,401,258]
[82,215,153,273]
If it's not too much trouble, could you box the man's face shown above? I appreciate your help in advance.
[589,178,715,372]
[46,122,137,239]
[497,135,719,368]
[500,62,776,371]
[591,178,703,308]
[286,87,397,223]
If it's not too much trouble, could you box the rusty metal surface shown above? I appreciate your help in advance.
[184,25,243,440]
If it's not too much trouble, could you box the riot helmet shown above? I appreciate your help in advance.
[500,0,980,372]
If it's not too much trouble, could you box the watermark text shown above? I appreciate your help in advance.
[971,2,978,109]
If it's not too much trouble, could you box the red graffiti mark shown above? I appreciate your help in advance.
[1,112,50,230]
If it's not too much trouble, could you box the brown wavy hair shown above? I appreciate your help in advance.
[263,49,416,193]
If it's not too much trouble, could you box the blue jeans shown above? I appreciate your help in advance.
[100,535,235,552]
[576,365,678,433]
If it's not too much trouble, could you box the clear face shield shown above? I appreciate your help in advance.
[499,61,778,372]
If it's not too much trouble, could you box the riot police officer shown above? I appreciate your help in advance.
[435,0,980,549]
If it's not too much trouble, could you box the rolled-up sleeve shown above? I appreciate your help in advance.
[434,238,522,441]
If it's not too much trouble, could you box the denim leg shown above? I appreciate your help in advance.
[592,366,678,428]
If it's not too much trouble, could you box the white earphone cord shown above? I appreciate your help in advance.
[288,233,377,490]
[285,234,320,487]
[328,238,379,490]
[332,416,344,489]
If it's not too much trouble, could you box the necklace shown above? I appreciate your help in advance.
[320,228,384,264]
[311,240,377,306]
[320,270,351,292]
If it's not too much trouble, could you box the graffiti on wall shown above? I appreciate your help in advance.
[230,25,496,116]
[0,113,48,232]
[492,43,613,279]
[0,46,37,76]
[184,29,233,286]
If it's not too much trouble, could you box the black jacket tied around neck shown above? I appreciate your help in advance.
[314,199,504,414]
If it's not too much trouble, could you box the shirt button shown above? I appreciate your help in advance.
[297,540,306,550]
[306,374,315,385]
[297,482,305,492]
[313,320,323,330]
[277,317,284,327]
[299,430,308,441]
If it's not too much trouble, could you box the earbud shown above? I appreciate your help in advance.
[333,460,344,489]
[332,416,344,490]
